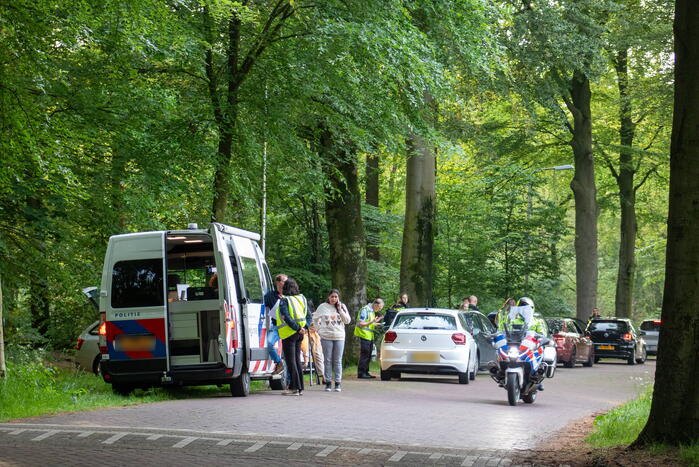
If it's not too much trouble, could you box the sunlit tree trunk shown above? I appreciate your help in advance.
[613,48,637,319]
[400,130,435,307]
[565,71,598,322]
[634,0,699,445]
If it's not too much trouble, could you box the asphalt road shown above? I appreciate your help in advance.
[0,359,655,466]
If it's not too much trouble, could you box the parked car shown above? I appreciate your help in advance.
[588,318,646,365]
[546,317,594,368]
[639,319,661,355]
[75,320,102,374]
[379,308,479,384]
[458,310,498,369]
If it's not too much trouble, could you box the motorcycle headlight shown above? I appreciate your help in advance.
[508,347,520,359]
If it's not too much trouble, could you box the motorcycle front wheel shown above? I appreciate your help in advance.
[506,372,520,406]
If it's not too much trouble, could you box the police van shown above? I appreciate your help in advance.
[98,223,284,396]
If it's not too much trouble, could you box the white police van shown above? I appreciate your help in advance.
[97,223,284,396]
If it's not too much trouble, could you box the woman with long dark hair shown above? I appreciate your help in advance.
[276,277,312,395]
[313,289,351,391]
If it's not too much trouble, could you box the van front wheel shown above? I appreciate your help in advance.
[231,370,250,397]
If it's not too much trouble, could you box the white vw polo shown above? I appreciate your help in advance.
[379,308,479,384]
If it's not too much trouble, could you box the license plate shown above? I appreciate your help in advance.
[598,345,614,350]
[408,351,439,363]
[116,335,156,352]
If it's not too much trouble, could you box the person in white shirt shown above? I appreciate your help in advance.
[313,289,352,391]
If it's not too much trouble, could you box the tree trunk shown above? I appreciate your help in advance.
[613,48,637,319]
[0,273,6,378]
[566,71,598,322]
[319,127,368,364]
[634,0,699,445]
[109,147,127,233]
[365,153,380,261]
[400,131,436,307]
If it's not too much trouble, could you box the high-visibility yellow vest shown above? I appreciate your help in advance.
[276,295,307,339]
[354,305,376,341]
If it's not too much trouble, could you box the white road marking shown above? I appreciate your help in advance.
[77,431,94,438]
[287,442,303,450]
[32,431,59,441]
[358,448,372,455]
[429,453,443,460]
[216,439,233,446]
[316,446,337,457]
[388,451,407,462]
[8,430,25,435]
[245,441,267,452]
[172,437,198,448]
[462,455,478,466]
[147,434,162,441]
[102,432,128,445]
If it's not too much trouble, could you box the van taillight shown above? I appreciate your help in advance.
[98,322,106,336]
[384,331,397,343]
[451,333,466,345]
[622,332,633,341]
[99,312,107,354]
[76,338,85,350]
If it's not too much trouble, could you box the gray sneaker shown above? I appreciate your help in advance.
[334,383,342,392]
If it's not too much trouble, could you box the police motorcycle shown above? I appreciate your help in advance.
[488,299,556,406]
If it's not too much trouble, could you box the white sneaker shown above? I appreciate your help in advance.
[334,383,342,392]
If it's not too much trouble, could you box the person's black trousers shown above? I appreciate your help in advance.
[282,332,305,391]
[357,337,373,376]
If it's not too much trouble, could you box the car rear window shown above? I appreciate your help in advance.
[393,313,457,330]
[547,319,564,334]
[640,321,661,332]
[590,321,628,332]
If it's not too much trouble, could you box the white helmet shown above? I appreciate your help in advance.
[518,297,534,309]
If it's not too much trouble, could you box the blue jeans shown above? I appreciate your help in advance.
[267,325,281,363]
[321,338,345,383]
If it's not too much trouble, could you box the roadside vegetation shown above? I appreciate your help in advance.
[587,387,699,466]
[0,346,265,422]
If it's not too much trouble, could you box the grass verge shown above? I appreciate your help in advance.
[587,386,699,466]
[0,350,267,422]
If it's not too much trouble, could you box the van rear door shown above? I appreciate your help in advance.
[103,232,168,374]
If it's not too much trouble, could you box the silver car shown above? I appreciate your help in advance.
[458,310,498,370]
[75,321,101,373]
[379,308,479,384]
[639,319,661,355]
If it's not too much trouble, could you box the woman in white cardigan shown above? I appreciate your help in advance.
[312,289,351,391]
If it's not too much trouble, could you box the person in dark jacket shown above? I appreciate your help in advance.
[383,293,408,329]
[276,277,312,395]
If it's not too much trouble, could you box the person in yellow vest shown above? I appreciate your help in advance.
[276,278,312,395]
[354,298,385,379]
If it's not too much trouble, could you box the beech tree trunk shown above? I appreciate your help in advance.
[365,153,380,261]
[320,128,367,364]
[566,71,598,322]
[613,48,637,319]
[0,273,5,378]
[400,131,436,307]
[634,0,699,445]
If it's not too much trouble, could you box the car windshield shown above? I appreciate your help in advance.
[547,319,564,334]
[640,321,661,332]
[393,313,457,330]
[590,321,628,332]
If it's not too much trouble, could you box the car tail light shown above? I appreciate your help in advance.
[451,333,466,345]
[76,338,85,350]
[99,312,107,354]
[384,331,397,343]
[653,320,661,324]
[622,332,633,341]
